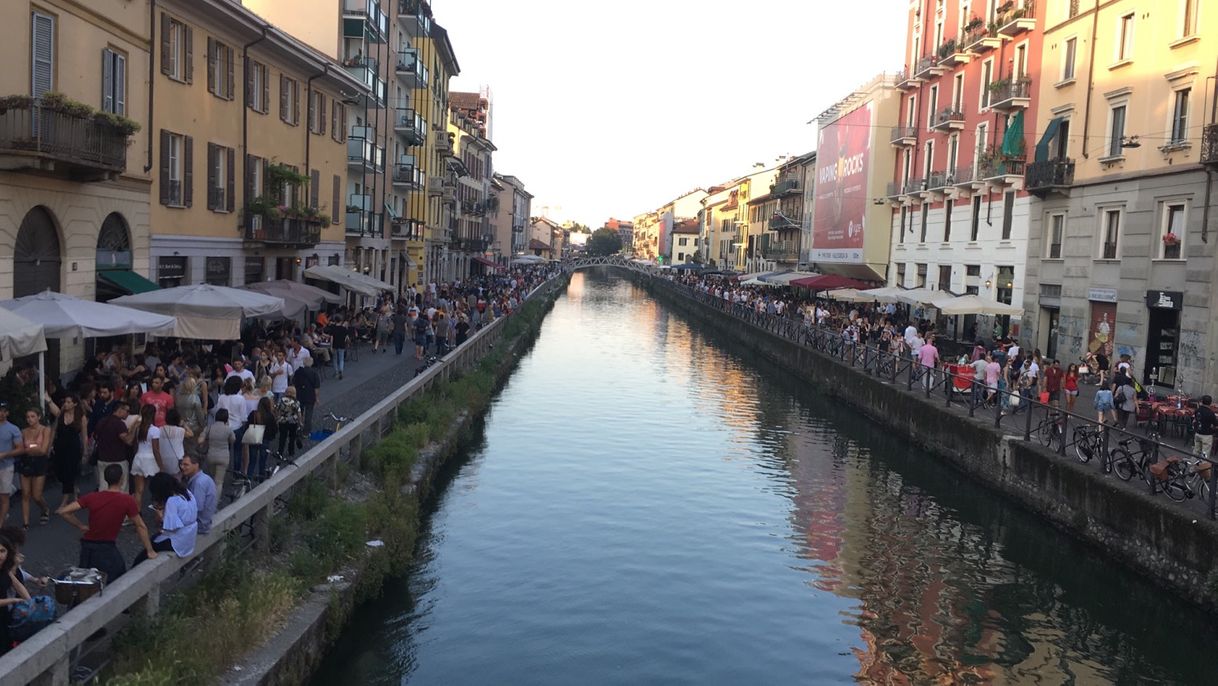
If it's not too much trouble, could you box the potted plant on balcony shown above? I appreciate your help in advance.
[996,1,1015,13]
[937,40,956,59]
[965,17,985,33]
[987,77,1012,93]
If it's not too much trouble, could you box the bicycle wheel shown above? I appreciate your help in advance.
[1162,464,1191,502]
[1074,429,1095,463]
[1037,420,1055,447]
[1112,449,1136,481]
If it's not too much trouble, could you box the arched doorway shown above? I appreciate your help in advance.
[95,212,132,302]
[13,206,61,297]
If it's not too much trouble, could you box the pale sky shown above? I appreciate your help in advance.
[437,0,908,226]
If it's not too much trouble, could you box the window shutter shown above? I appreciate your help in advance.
[319,94,327,135]
[206,37,215,94]
[206,142,217,210]
[115,53,126,115]
[339,104,346,141]
[332,174,341,224]
[261,65,269,113]
[159,13,171,76]
[31,12,54,99]
[183,135,194,207]
[293,81,300,125]
[225,46,234,100]
[159,129,171,205]
[311,169,320,210]
[102,50,114,113]
[184,25,193,84]
[307,91,315,132]
[279,74,288,122]
[244,57,252,107]
[244,153,254,207]
[226,147,235,212]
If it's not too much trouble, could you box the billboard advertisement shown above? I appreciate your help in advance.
[659,211,674,259]
[811,102,872,263]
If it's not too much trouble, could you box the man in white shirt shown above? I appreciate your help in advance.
[904,324,919,347]
[225,359,255,384]
[286,338,312,371]
[1007,342,1021,363]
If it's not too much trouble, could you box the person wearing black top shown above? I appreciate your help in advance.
[1194,395,1217,459]
[0,535,31,653]
[325,318,350,380]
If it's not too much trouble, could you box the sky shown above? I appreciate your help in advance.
[436,0,908,227]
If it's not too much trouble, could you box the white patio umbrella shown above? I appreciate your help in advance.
[825,288,861,302]
[112,284,284,340]
[242,285,309,321]
[247,279,342,310]
[303,265,381,297]
[854,286,907,303]
[895,288,953,306]
[0,291,176,339]
[931,294,1024,316]
[0,307,47,362]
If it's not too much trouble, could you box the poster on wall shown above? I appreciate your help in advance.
[1087,302,1116,359]
[811,102,872,263]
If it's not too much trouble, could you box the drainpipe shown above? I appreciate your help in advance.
[304,65,328,205]
[1080,0,1100,159]
[143,0,157,173]
[241,26,271,211]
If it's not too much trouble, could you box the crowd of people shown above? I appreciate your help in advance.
[0,263,560,652]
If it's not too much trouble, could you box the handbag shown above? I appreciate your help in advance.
[1009,393,1022,407]
[9,595,57,641]
[241,424,266,445]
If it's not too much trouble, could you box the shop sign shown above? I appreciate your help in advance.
[1146,290,1183,310]
[1087,287,1118,303]
[157,256,186,280]
[205,257,231,285]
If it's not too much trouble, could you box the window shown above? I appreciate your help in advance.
[899,207,907,244]
[920,205,929,242]
[1100,208,1121,259]
[943,199,953,242]
[1170,88,1189,144]
[1107,103,1126,158]
[246,60,269,113]
[310,169,320,210]
[896,263,906,287]
[980,59,993,109]
[1181,0,1199,37]
[923,140,934,179]
[206,38,234,100]
[1054,119,1071,160]
[280,75,300,125]
[970,195,982,241]
[31,12,55,99]
[975,122,989,168]
[928,85,938,129]
[245,154,264,206]
[1001,191,1014,240]
[308,91,327,135]
[952,73,964,111]
[159,130,192,207]
[1116,13,1134,62]
[948,133,959,174]
[1014,43,1027,78]
[160,15,192,84]
[331,100,347,142]
[906,95,917,128]
[206,143,234,213]
[916,263,928,288]
[1062,37,1077,81]
[1160,201,1186,259]
[1046,212,1064,258]
[938,265,951,292]
[102,48,126,115]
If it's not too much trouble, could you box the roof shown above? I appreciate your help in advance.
[532,216,563,230]
[432,23,460,77]
[528,238,551,250]
[451,92,485,110]
[672,219,700,234]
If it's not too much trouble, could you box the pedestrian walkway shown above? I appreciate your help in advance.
[16,339,433,576]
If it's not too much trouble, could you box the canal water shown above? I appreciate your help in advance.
[313,271,1218,685]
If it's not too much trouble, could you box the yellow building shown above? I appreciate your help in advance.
[1022,0,1218,394]
[446,97,497,278]
[149,0,360,290]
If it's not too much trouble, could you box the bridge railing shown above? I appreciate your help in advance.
[0,274,568,686]
[648,275,1218,520]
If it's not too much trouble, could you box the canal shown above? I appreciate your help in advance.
[314,270,1218,684]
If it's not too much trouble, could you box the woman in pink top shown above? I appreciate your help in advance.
[984,355,1002,407]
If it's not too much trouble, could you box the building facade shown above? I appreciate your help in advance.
[447,96,496,277]
[1022,0,1218,394]
[493,173,531,261]
[749,153,816,272]
[886,0,1044,339]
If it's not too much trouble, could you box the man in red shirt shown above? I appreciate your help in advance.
[1044,358,1064,407]
[57,464,156,583]
[139,376,174,427]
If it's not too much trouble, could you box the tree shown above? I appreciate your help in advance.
[568,222,592,234]
[586,227,623,256]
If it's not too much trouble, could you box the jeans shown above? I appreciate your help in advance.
[279,424,299,458]
[301,403,316,437]
[393,333,405,355]
[335,348,346,374]
[132,538,175,565]
[232,425,246,475]
[80,540,125,584]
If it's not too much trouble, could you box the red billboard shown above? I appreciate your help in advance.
[811,103,872,263]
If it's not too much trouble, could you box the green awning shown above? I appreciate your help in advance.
[99,269,159,295]
[1034,117,1064,163]
[1001,111,1025,158]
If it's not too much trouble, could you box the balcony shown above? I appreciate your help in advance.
[890,125,918,147]
[461,199,486,216]
[962,24,1001,53]
[925,171,950,192]
[997,3,1036,36]
[393,107,426,145]
[895,69,921,91]
[395,49,429,89]
[980,153,1026,186]
[427,175,444,197]
[396,0,432,37]
[769,213,800,230]
[903,176,926,195]
[1025,158,1076,197]
[912,55,943,80]
[437,132,454,157]
[771,178,800,195]
[951,166,977,189]
[453,237,488,253]
[1201,123,1218,167]
[0,98,131,181]
[989,77,1032,112]
[342,0,387,43]
[441,179,457,203]
[244,212,323,248]
[885,181,905,200]
[346,129,383,173]
[761,240,801,263]
[392,162,424,190]
[931,107,965,132]
[345,210,370,236]
[391,217,424,241]
[938,39,970,67]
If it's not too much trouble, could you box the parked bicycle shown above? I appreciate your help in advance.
[1160,456,1215,503]
[1073,424,1106,466]
[1036,410,1066,451]
[228,449,297,502]
[1111,429,1162,483]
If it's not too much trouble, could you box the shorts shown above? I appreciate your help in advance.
[0,464,14,495]
[1065,389,1079,397]
[1048,390,1061,401]
[1095,399,1115,412]
[414,334,426,346]
[16,456,48,478]
[131,453,160,477]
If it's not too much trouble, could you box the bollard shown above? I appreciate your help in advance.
[1023,401,1033,441]
[1058,413,1068,455]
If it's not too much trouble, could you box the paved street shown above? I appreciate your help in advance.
[17,340,438,578]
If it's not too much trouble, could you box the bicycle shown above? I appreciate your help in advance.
[1073,424,1105,465]
[228,449,297,501]
[1160,456,1215,503]
[1110,429,1161,483]
[1035,411,1065,451]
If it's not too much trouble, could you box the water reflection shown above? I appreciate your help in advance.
[311,271,1218,686]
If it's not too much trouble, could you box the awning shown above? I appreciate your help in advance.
[855,286,907,303]
[303,265,387,297]
[790,274,872,291]
[763,271,819,286]
[472,255,502,270]
[1,291,177,338]
[1035,117,1064,163]
[0,307,47,361]
[99,269,159,295]
[1001,111,1025,157]
[930,294,1023,316]
[895,288,953,306]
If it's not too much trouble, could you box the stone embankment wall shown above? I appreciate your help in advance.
[641,276,1218,610]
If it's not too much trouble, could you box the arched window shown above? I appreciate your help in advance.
[13,206,61,297]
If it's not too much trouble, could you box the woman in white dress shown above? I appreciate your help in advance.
[130,404,162,504]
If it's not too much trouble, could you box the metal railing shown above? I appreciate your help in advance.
[1026,158,1075,192]
[1201,123,1218,167]
[0,100,128,175]
[989,77,1032,108]
[0,274,569,685]
[243,213,323,247]
[650,275,1218,521]
[890,125,918,145]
